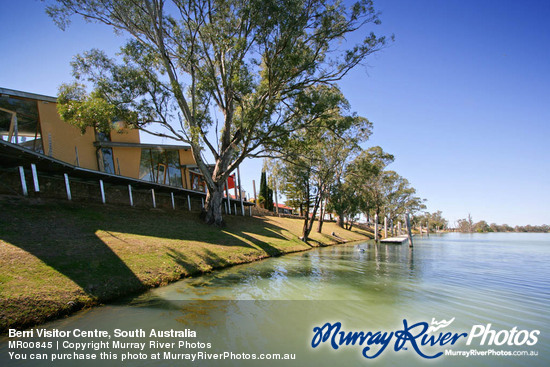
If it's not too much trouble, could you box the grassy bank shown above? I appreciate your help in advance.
[0,196,371,333]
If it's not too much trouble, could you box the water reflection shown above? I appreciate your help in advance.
[1,234,549,367]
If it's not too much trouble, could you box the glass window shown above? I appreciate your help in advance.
[156,163,167,184]
[0,95,43,153]
[96,131,111,142]
[190,171,206,192]
[139,149,155,182]
[98,148,115,174]
[138,148,183,188]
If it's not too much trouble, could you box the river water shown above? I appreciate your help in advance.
[2,233,549,366]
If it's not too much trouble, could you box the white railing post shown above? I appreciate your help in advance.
[64,173,71,200]
[128,185,134,207]
[30,164,40,192]
[18,166,28,196]
[99,180,106,204]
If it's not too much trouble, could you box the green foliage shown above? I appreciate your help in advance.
[46,0,389,224]
[456,219,549,233]
[267,187,274,211]
[415,211,448,231]
[276,87,372,238]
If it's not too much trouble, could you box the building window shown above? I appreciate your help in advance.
[138,148,183,188]
[98,148,115,174]
[190,170,206,192]
[0,95,43,153]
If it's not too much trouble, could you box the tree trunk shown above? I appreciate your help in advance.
[301,182,311,240]
[317,198,324,233]
[306,192,322,236]
[202,184,226,227]
[337,213,344,228]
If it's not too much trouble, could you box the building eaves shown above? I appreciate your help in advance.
[0,87,57,103]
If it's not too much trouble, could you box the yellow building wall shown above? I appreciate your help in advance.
[37,101,98,171]
[36,103,195,184]
[110,127,140,143]
[112,147,141,179]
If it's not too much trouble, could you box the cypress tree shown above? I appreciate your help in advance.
[259,170,267,208]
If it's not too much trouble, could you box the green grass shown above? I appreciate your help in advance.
[0,196,372,333]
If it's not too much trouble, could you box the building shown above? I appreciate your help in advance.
[0,87,211,192]
[274,203,294,215]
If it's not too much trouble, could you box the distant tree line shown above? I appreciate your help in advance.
[455,215,549,233]
[414,210,448,231]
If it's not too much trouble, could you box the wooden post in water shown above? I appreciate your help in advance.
[374,214,379,242]
[426,221,429,237]
[406,213,414,248]
[384,216,388,238]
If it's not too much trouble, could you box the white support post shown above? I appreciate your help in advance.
[99,180,106,204]
[151,189,156,208]
[249,205,252,217]
[234,203,237,215]
[128,185,134,207]
[187,195,191,211]
[384,216,388,238]
[201,197,204,209]
[64,173,71,201]
[274,183,279,215]
[237,166,244,216]
[30,164,39,192]
[171,192,176,210]
[225,180,231,215]
[18,166,28,196]
[252,179,257,206]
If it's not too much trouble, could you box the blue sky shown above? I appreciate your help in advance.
[1,0,548,226]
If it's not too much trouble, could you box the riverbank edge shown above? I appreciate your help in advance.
[0,196,373,334]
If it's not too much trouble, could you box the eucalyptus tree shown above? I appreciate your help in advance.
[46,0,389,226]
[381,171,426,223]
[347,146,394,219]
[277,91,371,240]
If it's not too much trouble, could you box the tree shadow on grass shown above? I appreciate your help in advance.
[0,201,145,298]
[0,199,314,331]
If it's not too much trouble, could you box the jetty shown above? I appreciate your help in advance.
[380,235,410,244]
